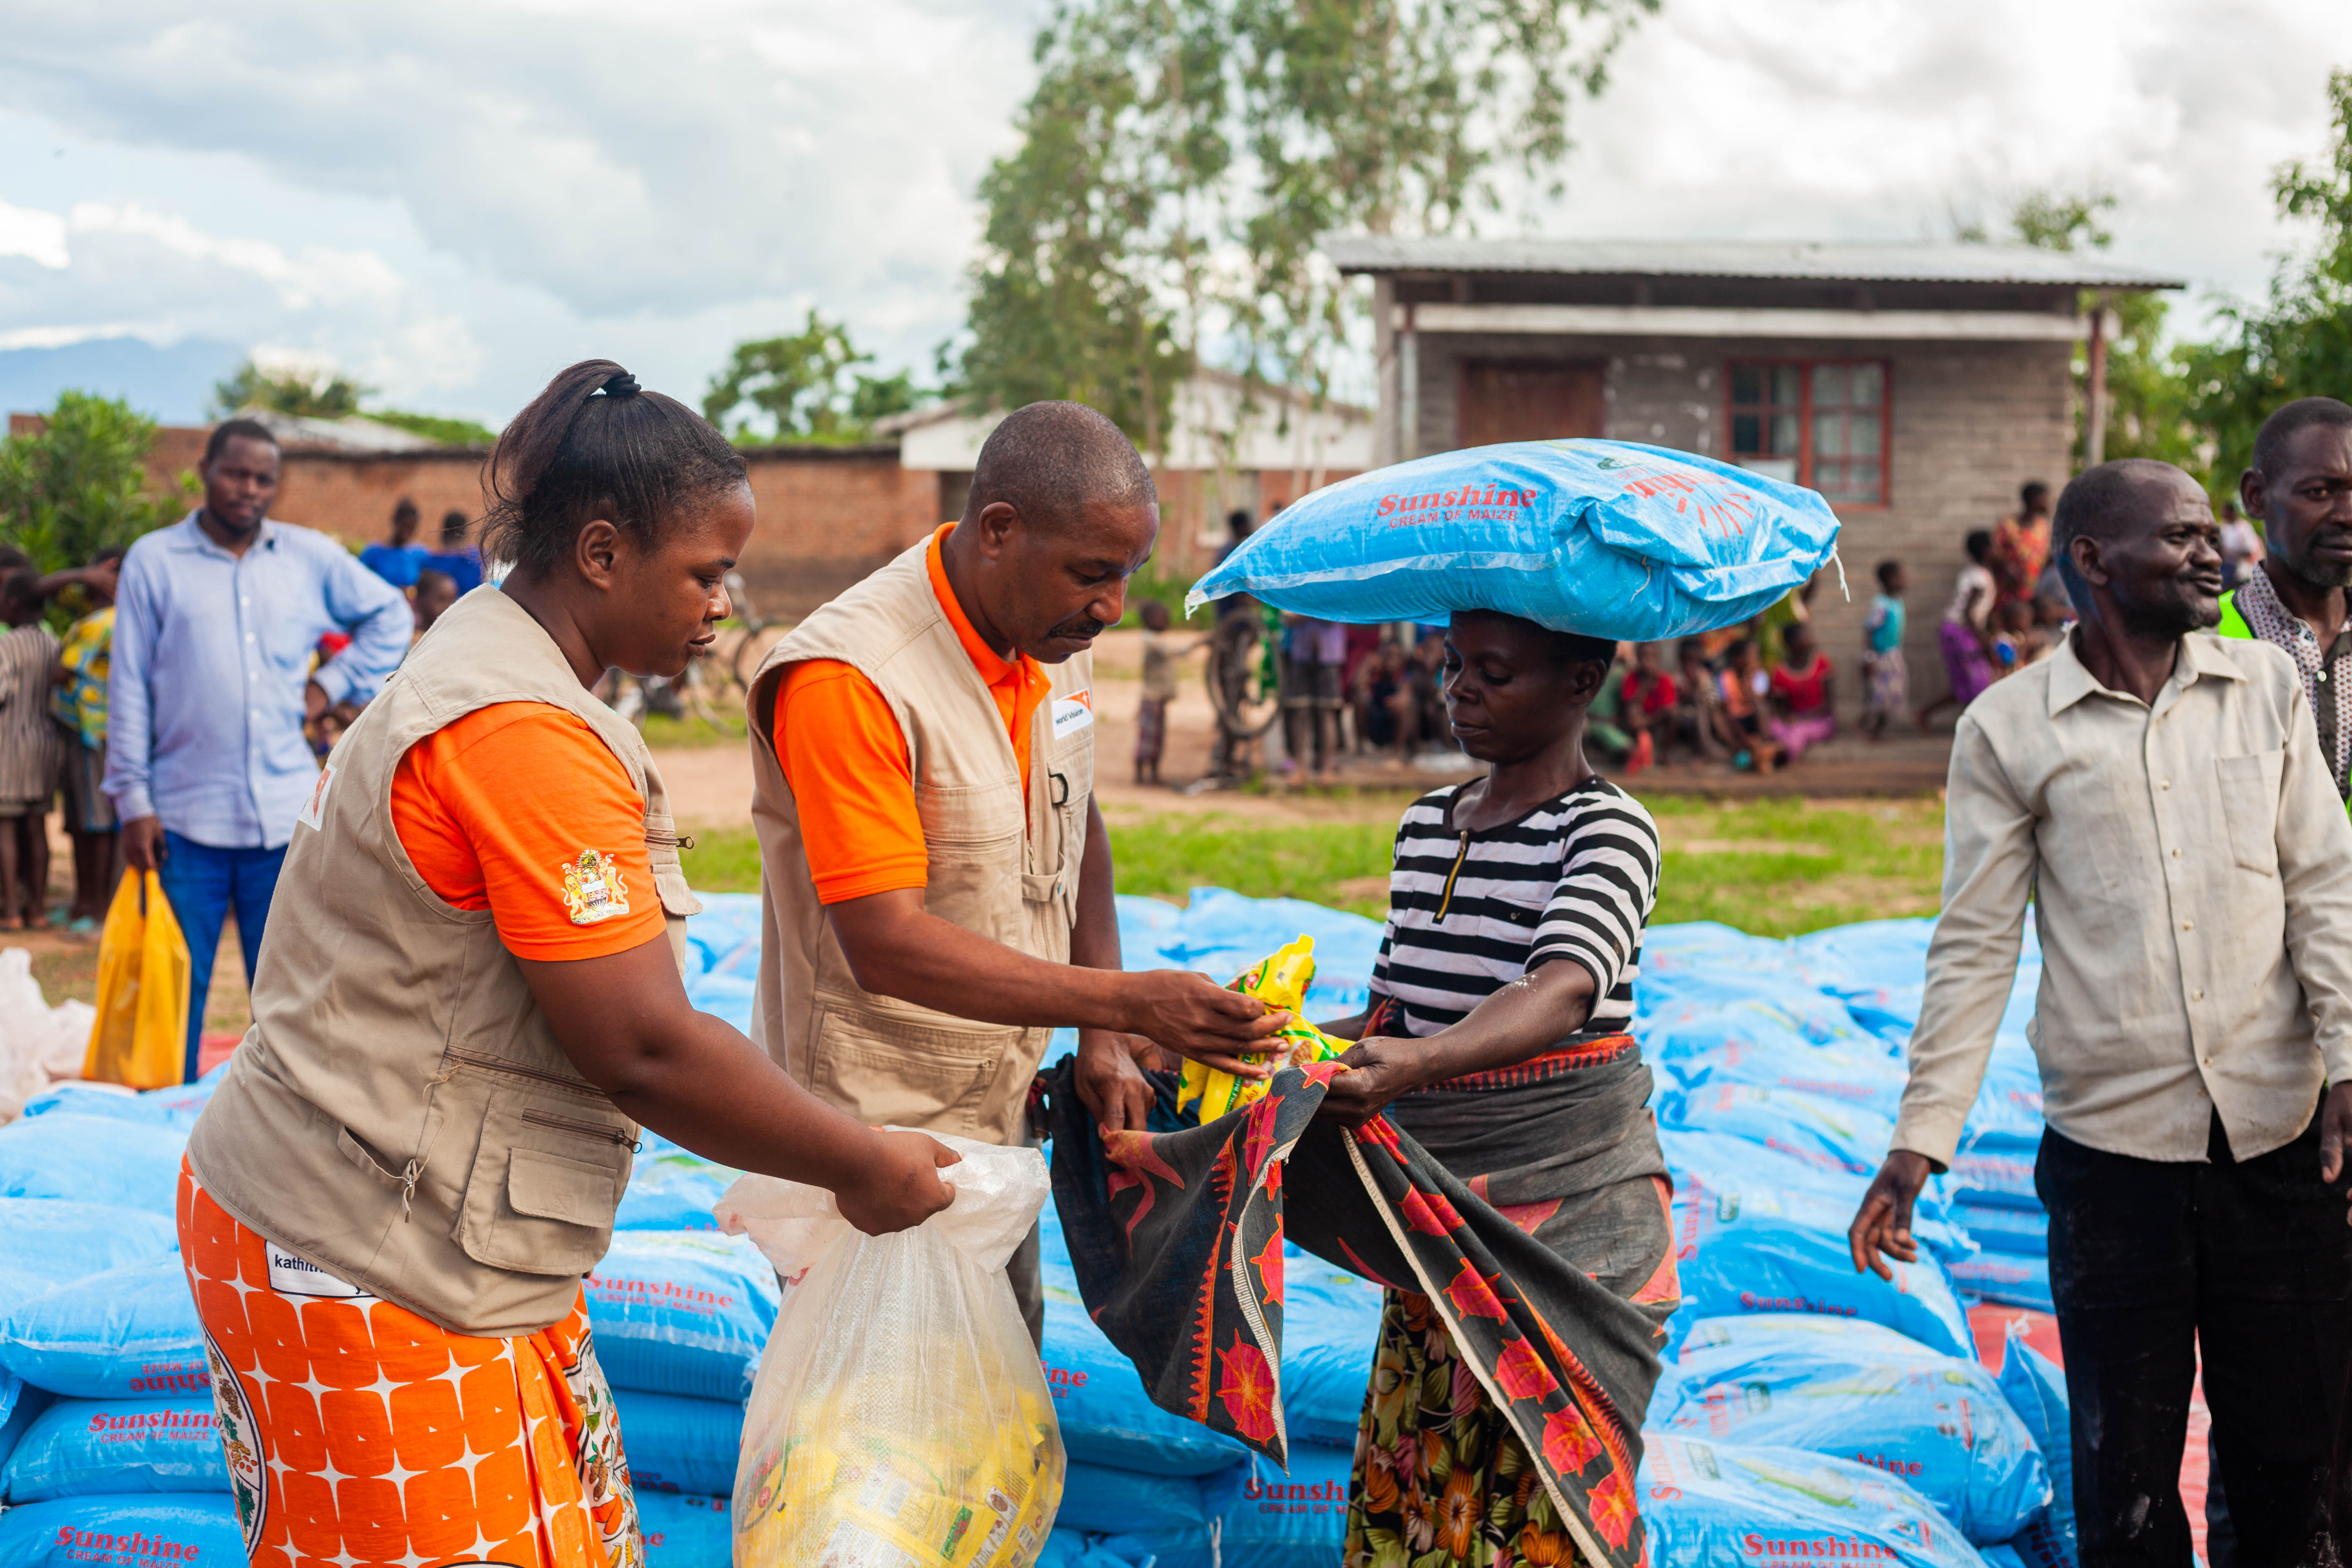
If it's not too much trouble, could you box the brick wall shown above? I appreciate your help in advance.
[9,411,1359,620]
[1411,332,2075,713]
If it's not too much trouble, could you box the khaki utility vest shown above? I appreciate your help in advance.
[748,537,1096,1146]
[186,588,700,1338]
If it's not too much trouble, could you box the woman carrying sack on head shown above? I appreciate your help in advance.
[179,362,959,1568]
[1049,609,1677,1568]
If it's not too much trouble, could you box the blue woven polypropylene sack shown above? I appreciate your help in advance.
[1100,1443,1354,1568]
[1669,1181,1975,1361]
[1657,1130,1973,1265]
[1638,1434,1991,1566]
[638,1491,730,1568]
[0,1258,208,1399]
[1654,1315,2051,1543]
[0,1202,178,1320]
[1039,1277,1251,1477]
[615,1155,736,1233]
[0,1372,50,1476]
[0,1398,224,1501]
[1037,1528,1149,1568]
[1954,1201,2048,1259]
[1948,1253,2054,1314]
[1272,1254,1385,1447]
[0,1493,246,1567]
[611,1387,742,1497]
[1055,1462,1209,1537]
[1037,1208,1251,1476]
[582,1231,779,1401]
[1186,441,1842,642]
[1996,1322,2076,1568]
[1656,1082,1896,1181]
[0,1116,186,1215]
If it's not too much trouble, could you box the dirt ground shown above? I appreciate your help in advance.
[651,627,1954,831]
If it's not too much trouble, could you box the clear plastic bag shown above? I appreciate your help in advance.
[716,1132,1064,1568]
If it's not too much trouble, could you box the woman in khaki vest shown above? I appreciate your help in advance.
[179,361,958,1568]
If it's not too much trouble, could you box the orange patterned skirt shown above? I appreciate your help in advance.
[176,1160,642,1568]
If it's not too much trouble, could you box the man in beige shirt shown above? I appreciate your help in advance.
[1849,458,2352,1566]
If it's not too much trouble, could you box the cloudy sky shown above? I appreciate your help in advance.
[0,0,2342,426]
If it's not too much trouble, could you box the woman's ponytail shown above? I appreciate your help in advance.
[481,359,744,578]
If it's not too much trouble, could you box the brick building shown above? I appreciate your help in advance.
[13,367,1370,616]
[1325,237,2182,712]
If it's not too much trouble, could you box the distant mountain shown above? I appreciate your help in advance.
[0,337,245,425]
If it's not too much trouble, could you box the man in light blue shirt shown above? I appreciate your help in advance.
[106,418,410,1077]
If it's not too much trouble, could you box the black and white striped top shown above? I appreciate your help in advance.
[1369,779,1661,1040]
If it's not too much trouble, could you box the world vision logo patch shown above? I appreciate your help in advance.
[1051,689,1094,738]
[561,849,630,926]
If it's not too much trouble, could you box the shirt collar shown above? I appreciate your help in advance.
[924,521,1032,689]
[169,511,278,560]
[2047,627,2247,716]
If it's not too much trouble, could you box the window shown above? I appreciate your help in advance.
[1727,359,1889,507]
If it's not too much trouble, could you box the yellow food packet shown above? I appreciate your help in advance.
[1175,934,1353,1122]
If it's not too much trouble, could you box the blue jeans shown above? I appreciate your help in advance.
[155,830,287,1081]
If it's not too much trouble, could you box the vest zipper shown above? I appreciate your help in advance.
[520,1107,640,1150]
[445,1047,595,1093]
[1434,830,1472,924]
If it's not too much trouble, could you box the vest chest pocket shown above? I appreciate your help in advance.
[809,1005,1011,1137]
[453,1095,634,1277]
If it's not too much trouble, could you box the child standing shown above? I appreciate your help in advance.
[0,570,62,928]
[1920,529,1996,728]
[52,549,124,926]
[1861,560,1907,741]
[1134,600,1200,785]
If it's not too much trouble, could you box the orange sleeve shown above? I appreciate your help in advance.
[390,702,668,960]
[774,660,929,903]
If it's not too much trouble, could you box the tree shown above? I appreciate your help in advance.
[0,392,195,577]
[367,410,498,448]
[2187,67,2352,485]
[210,358,497,446]
[211,359,369,420]
[703,312,922,444]
[956,0,1658,451]
[1988,189,2202,471]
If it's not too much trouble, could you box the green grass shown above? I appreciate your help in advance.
[681,826,764,894]
[1644,794,1944,937]
[639,712,749,750]
[1108,815,1400,916]
[681,793,1948,938]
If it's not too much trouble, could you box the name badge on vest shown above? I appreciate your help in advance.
[296,763,335,833]
[1051,690,1094,739]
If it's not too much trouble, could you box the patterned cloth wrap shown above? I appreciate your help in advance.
[1043,1027,1678,1568]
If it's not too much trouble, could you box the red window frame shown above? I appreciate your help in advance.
[1724,358,1892,508]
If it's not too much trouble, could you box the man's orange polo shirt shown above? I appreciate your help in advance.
[774,523,1052,904]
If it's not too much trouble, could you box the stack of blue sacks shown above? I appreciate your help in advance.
[1636,914,2076,1565]
[0,1072,250,1565]
[0,890,2080,1567]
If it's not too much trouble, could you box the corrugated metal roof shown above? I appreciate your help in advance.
[1319,235,2182,289]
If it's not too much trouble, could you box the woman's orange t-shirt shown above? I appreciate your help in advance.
[388,702,666,960]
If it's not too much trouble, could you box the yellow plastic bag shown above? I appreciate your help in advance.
[81,870,192,1089]
[1176,934,1352,1122]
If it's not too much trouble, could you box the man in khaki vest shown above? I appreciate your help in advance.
[749,401,1285,1335]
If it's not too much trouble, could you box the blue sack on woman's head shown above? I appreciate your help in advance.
[1187,440,1842,642]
